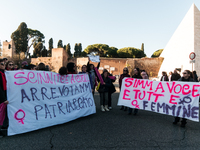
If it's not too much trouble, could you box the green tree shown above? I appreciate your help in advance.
[84,44,109,57]
[74,43,79,57]
[141,43,144,51]
[11,22,28,59]
[78,43,82,56]
[66,43,72,57]
[41,46,48,57]
[33,42,43,57]
[27,29,45,55]
[117,47,146,58]
[57,40,63,48]
[48,38,53,56]
[107,47,118,58]
[151,49,163,58]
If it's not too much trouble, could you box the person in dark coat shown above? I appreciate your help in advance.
[128,68,142,115]
[173,70,194,127]
[171,69,181,81]
[98,69,112,112]
[67,62,77,74]
[102,69,116,110]
[192,71,198,82]
[0,59,9,132]
[79,65,93,92]
[119,67,130,111]
[160,71,169,81]
[87,58,100,95]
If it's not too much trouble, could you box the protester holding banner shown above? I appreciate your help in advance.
[173,70,194,127]
[160,71,169,81]
[119,67,130,111]
[0,59,9,134]
[98,69,112,112]
[5,61,14,71]
[192,71,198,82]
[79,65,93,92]
[171,69,181,81]
[141,70,149,79]
[128,68,142,115]
[87,58,100,95]
[67,62,77,74]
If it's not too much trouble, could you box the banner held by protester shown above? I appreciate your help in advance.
[6,70,96,136]
[118,78,200,122]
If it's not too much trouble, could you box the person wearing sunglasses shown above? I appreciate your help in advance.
[119,67,130,111]
[79,65,93,93]
[0,59,9,136]
[173,70,194,127]
[5,61,14,71]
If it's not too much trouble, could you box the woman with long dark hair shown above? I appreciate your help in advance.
[5,61,14,71]
[119,67,130,111]
[128,68,142,115]
[98,69,111,112]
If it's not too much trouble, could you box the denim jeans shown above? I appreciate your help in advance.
[100,92,108,106]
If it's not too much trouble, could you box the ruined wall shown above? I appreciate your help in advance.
[126,57,164,77]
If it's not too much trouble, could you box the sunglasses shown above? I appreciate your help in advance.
[183,72,187,74]
[123,70,128,71]
[0,63,4,66]
[9,64,14,66]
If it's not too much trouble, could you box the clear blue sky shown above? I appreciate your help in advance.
[0,0,200,57]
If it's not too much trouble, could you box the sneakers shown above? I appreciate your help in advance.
[108,107,112,110]
[101,105,105,112]
[104,105,110,111]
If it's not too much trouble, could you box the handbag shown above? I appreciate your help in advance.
[96,82,101,91]
[98,85,105,93]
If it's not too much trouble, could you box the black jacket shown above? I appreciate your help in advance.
[0,69,7,103]
[99,75,112,93]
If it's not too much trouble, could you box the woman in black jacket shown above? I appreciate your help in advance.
[173,70,194,127]
[128,68,142,115]
[98,69,112,112]
[0,59,9,132]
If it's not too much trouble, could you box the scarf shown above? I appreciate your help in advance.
[0,71,6,90]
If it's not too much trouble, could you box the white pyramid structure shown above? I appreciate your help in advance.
[158,4,200,76]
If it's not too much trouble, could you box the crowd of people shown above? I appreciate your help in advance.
[0,57,199,137]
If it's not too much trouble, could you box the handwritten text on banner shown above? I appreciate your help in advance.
[6,70,96,136]
[118,78,200,122]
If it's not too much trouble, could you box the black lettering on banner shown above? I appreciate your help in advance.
[70,86,73,95]
[151,102,156,111]
[67,100,75,113]
[34,105,43,120]
[30,87,40,101]
[49,104,57,117]
[165,104,176,116]
[45,104,52,119]
[157,103,166,113]
[57,102,66,114]
[78,97,84,109]
[74,85,80,95]
[191,107,199,118]
[176,106,182,117]
[21,89,31,103]
[87,97,93,106]
[41,87,51,100]
[73,98,79,110]
[50,87,59,99]
[58,85,69,96]
[143,101,148,110]
[84,83,91,92]
[182,104,191,118]
[79,84,84,93]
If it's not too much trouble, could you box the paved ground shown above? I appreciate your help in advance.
[1,85,200,150]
